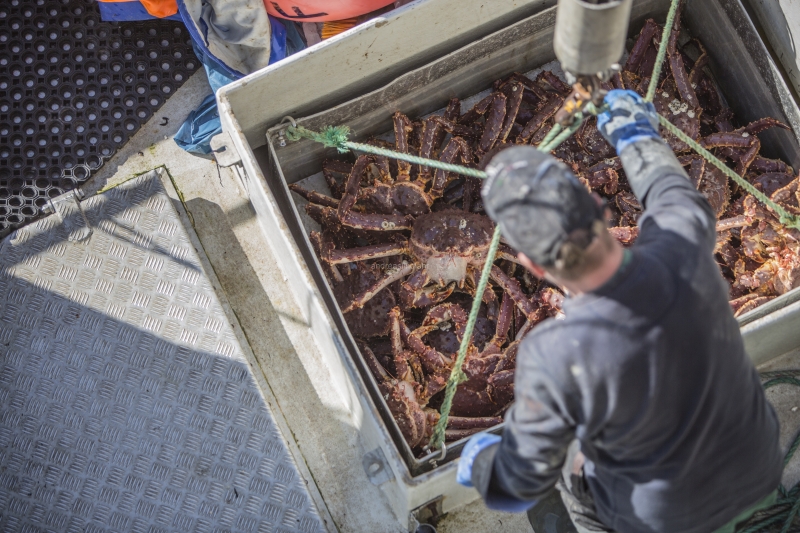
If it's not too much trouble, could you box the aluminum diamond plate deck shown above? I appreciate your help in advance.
[0,172,325,533]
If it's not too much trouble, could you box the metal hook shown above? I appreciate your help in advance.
[277,116,298,147]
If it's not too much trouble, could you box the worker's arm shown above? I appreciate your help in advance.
[459,341,576,511]
[598,90,717,251]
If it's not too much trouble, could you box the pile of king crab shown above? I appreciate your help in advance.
[289,11,799,453]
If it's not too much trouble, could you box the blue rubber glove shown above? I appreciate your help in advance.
[457,432,501,488]
[597,89,661,154]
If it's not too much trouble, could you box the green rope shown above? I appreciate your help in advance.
[428,226,503,448]
[286,124,489,179]
[658,115,800,230]
[286,124,352,152]
[645,0,681,103]
[347,141,489,179]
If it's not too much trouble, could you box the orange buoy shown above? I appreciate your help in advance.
[265,0,396,22]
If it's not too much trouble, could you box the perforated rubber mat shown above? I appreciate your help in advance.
[0,0,200,233]
[0,171,326,533]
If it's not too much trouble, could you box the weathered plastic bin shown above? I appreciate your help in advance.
[741,0,800,99]
[215,0,800,527]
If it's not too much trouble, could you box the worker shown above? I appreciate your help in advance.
[456,90,783,533]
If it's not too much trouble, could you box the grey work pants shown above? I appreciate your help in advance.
[527,441,612,533]
[555,441,612,533]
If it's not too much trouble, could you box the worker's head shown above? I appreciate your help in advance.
[482,146,618,286]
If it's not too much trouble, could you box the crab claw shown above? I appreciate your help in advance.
[398,270,456,308]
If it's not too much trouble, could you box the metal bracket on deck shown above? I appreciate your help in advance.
[362,447,394,486]
[42,189,92,242]
[408,497,443,533]
[210,131,243,167]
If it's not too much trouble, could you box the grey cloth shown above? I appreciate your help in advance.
[473,136,783,533]
[184,0,273,76]
[482,146,604,267]
[555,441,612,533]
[618,137,689,201]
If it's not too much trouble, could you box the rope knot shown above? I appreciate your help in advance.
[286,125,352,153]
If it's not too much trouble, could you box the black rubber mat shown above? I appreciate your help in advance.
[0,0,200,233]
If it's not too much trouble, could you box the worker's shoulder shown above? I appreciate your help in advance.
[520,311,644,368]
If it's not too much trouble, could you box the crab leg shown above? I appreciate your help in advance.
[406,304,467,373]
[515,108,535,125]
[450,122,484,138]
[496,244,523,264]
[625,19,659,73]
[446,416,503,430]
[389,310,425,384]
[305,203,340,227]
[638,26,661,78]
[538,71,571,96]
[677,155,706,189]
[336,155,412,230]
[465,267,500,308]
[701,132,755,149]
[688,49,708,87]
[310,231,344,283]
[490,265,539,319]
[479,92,508,153]
[702,134,763,176]
[518,97,562,144]
[498,72,534,92]
[289,184,340,208]
[394,112,414,181]
[343,263,415,313]
[322,159,353,198]
[459,93,496,125]
[361,343,391,383]
[430,98,461,156]
[372,154,392,183]
[714,107,734,132]
[716,215,751,232]
[488,369,516,407]
[339,155,373,215]
[418,116,458,182]
[483,293,514,354]
[399,270,456,308]
[431,137,471,198]
[389,307,405,355]
[497,83,524,144]
[666,2,699,108]
[737,137,761,176]
[315,204,412,231]
[743,118,791,136]
[445,428,489,441]
[323,241,409,264]
[751,156,792,175]
[586,167,620,195]
[420,303,468,337]
[731,294,773,317]
[689,157,706,189]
